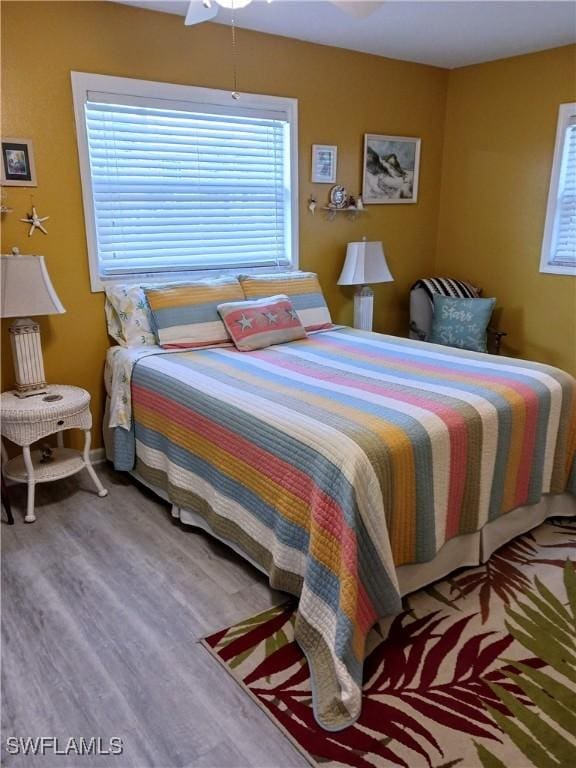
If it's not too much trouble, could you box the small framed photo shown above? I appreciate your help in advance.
[311,144,337,184]
[362,134,421,204]
[1,138,37,186]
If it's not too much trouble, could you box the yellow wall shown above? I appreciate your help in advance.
[2,3,575,450]
[1,1,448,446]
[436,45,576,375]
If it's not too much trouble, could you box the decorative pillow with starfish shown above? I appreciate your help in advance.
[218,294,307,351]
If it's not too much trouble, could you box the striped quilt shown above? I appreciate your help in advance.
[125,328,576,730]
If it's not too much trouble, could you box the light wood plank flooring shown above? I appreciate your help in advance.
[1,464,308,768]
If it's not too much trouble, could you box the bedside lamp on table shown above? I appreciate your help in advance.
[1,248,66,397]
[338,238,394,331]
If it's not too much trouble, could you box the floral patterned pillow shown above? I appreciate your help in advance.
[104,285,156,347]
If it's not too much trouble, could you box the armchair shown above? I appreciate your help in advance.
[409,278,507,355]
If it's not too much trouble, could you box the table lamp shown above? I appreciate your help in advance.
[1,248,66,397]
[338,238,393,331]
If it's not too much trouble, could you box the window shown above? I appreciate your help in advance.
[540,102,576,276]
[71,73,298,291]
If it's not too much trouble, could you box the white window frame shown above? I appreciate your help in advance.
[540,102,576,276]
[71,72,299,292]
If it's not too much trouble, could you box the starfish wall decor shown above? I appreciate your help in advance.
[20,206,49,236]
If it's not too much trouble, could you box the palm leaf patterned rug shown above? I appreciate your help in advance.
[202,520,576,768]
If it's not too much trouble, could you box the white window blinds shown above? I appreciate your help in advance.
[550,118,576,268]
[541,103,576,276]
[84,99,290,278]
[72,74,298,290]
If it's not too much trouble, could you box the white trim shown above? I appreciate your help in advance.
[90,447,107,465]
[70,72,299,292]
[540,102,576,277]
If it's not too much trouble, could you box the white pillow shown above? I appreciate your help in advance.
[104,285,156,347]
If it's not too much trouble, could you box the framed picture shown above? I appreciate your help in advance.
[1,138,37,186]
[362,134,421,204]
[311,144,337,184]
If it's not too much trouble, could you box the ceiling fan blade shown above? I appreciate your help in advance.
[185,1,218,26]
[331,1,385,20]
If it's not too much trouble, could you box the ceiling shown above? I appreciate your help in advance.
[113,0,576,69]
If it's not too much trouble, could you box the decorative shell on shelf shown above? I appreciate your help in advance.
[329,185,348,209]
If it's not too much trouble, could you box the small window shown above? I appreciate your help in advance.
[540,103,576,276]
[71,73,298,291]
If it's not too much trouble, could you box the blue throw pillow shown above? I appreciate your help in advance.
[429,295,496,352]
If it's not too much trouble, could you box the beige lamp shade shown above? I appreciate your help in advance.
[338,239,393,331]
[1,254,66,318]
[337,240,394,286]
[1,253,65,397]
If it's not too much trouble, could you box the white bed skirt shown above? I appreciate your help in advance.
[103,397,575,598]
[132,466,576,599]
[395,493,575,595]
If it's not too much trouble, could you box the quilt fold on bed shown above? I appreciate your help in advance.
[114,328,576,730]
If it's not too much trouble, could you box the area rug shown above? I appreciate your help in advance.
[202,520,576,768]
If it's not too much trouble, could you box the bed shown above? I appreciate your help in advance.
[104,326,576,731]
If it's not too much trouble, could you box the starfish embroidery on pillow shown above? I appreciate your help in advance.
[263,312,278,324]
[237,313,253,331]
[286,308,298,321]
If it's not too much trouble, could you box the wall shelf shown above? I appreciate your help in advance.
[321,206,365,221]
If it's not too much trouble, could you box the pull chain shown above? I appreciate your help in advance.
[231,3,240,100]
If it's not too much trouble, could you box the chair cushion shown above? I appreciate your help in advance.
[239,272,332,331]
[218,295,307,351]
[429,295,496,352]
[145,278,244,349]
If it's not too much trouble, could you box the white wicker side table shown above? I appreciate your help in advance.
[0,385,108,522]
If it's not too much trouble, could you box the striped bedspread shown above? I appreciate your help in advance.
[125,328,576,730]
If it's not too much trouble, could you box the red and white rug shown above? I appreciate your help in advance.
[202,520,576,768]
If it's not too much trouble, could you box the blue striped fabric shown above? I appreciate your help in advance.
[110,327,576,731]
[145,278,245,349]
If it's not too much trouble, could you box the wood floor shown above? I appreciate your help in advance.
[1,464,309,768]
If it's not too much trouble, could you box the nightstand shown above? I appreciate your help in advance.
[0,385,108,522]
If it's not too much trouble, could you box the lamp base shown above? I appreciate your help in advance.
[353,285,374,331]
[9,319,48,397]
[14,384,48,399]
